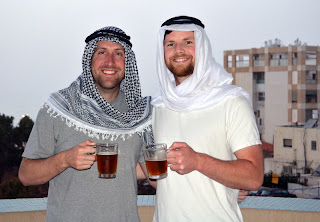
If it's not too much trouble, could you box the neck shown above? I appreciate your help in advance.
[97,85,120,102]
[174,74,192,86]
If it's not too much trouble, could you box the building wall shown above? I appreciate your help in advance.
[274,126,320,175]
[235,72,264,136]
[224,44,320,145]
[235,72,254,101]
[305,128,320,169]
[264,157,276,173]
[264,71,288,143]
[2,208,320,222]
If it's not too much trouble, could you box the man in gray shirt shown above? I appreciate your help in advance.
[18,26,153,222]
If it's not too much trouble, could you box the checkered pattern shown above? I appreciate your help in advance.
[46,27,153,141]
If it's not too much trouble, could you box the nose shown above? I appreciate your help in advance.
[175,43,185,54]
[104,54,115,66]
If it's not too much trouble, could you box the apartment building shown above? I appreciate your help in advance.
[273,122,320,176]
[224,39,320,144]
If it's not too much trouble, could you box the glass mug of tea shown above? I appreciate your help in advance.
[143,143,168,179]
[94,143,118,179]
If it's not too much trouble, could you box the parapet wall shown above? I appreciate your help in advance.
[1,207,320,222]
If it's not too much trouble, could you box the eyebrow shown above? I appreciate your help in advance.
[164,37,194,43]
[95,47,125,51]
[114,47,125,51]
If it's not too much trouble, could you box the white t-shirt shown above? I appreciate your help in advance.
[152,95,261,222]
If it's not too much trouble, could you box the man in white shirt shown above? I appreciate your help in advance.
[151,16,264,222]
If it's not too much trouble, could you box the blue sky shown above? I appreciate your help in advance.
[1,0,319,125]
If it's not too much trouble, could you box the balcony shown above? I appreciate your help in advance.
[306,79,317,84]
[253,54,265,67]
[1,196,320,222]
[306,52,317,66]
[236,55,249,68]
[306,60,317,66]
[253,60,265,67]
[236,61,249,68]
[270,59,288,66]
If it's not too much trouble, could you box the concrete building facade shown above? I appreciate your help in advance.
[224,39,320,144]
[272,124,320,177]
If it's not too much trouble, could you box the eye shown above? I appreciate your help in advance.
[115,51,124,57]
[97,51,105,55]
[166,43,174,47]
[186,40,193,45]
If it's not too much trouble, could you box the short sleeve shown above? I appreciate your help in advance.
[226,96,261,153]
[22,106,57,159]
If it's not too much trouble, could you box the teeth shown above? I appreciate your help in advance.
[175,58,187,62]
[103,70,116,74]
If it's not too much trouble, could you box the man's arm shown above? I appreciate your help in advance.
[18,140,96,186]
[136,163,146,180]
[167,142,264,191]
[136,163,157,189]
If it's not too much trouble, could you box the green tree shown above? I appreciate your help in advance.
[0,114,36,198]
[0,114,15,183]
[10,115,34,167]
[13,115,34,147]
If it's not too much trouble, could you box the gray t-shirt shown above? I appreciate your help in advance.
[23,92,144,222]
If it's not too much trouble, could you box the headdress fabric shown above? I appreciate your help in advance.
[161,15,205,28]
[46,26,153,141]
[151,22,250,111]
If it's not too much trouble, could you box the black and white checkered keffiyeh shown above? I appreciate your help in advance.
[45,26,153,142]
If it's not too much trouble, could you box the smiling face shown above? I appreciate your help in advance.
[163,31,195,85]
[91,41,125,101]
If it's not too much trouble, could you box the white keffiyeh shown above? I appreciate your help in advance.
[151,23,250,111]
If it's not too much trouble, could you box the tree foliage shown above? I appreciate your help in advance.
[0,114,33,171]
[0,113,49,199]
[0,114,15,182]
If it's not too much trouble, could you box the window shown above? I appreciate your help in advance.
[283,139,292,148]
[236,54,249,67]
[306,90,317,103]
[227,55,232,68]
[258,92,265,101]
[292,52,298,65]
[270,53,288,66]
[283,166,292,174]
[292,71,298,84]
[292,109,298,123]
[311,141,317,151]
[306,70,317,84]
[253,54,265,67]
[254,72,265,84]
[292,90,297,103]
[306,109,313,121]
[306,52,317,65]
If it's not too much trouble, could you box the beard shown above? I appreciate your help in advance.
[95,76,122,90]
[92,66,124,91]
[166,55,194,77]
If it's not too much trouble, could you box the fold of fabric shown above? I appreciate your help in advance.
[151,24,250,111]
